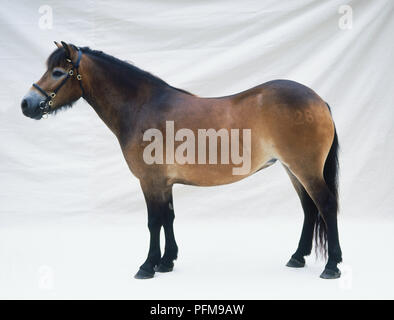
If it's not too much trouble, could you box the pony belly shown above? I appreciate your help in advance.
[168,164,250,186]
[166,150,275,187]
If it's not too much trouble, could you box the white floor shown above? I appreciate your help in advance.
[1,212,392,299]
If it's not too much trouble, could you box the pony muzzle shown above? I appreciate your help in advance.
[21,90,48,120]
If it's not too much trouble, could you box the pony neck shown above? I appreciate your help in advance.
[81,53,171,139]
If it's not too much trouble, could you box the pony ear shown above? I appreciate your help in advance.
[61,41,70,57]
[61,41,78,63]
[54,41,62,49]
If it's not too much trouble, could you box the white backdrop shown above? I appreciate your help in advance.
[1,0,394,299]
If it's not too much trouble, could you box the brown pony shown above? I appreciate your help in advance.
[21,42,342,279]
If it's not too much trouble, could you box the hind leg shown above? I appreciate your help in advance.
[308,183,342,279]
[291,170,342,279]
[285,168,318,268]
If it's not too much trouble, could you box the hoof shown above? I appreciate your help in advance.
[286,257,305,268]
[320,268,341,279]
[134,268,154,279]
[154,263,173,273]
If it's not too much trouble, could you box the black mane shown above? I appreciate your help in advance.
[47,45,192,95]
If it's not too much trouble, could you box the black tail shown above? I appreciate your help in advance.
[314,103,339,259]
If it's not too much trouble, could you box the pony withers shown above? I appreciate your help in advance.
[21,42,342,279]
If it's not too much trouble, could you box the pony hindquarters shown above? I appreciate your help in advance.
[277,104,341,279]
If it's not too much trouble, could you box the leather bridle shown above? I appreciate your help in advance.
[32,49,84,117]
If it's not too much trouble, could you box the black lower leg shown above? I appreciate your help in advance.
[156,194,178,272]
[135,208,162,279]
[322,212,342,278]
[135,182,174,279]
[286,169,318,268]
[291,194,318,263]
[316,190,342,279]
[135,182,178,279]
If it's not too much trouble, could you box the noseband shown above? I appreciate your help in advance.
[32,49,85,117]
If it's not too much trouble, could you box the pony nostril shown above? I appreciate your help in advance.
[21,99,28,112]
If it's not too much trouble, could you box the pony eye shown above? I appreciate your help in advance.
[52,70,64,77]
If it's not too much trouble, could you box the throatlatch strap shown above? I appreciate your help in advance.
[75,50,82,68]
